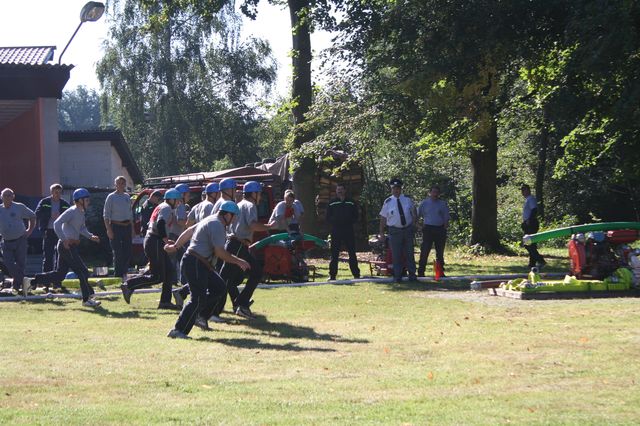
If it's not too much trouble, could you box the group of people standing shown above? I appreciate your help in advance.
[377,178,544,283]
[0,184,103,306]
[0,175,544,337]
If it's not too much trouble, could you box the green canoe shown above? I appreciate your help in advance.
[250,233,328,250]
[523,221,640,245]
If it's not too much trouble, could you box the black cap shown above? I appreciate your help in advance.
[389,177,403,187]
[150,190,163,198]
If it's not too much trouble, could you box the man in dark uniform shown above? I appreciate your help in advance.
[327,183,360,280]
[120,189,182,309]
[140,190,162,237]
[35,183,70,284]
[521,184,545,269]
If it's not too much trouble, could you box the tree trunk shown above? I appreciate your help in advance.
[288,0,316,232]
[470,118,500,251]
[288,0,312,132]
[534,119,549,220]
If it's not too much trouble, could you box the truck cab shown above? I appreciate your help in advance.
[130,167,281,266]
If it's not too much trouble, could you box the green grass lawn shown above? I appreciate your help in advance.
[2,248,639,425]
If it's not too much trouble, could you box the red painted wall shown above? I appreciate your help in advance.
[0,101,43,197]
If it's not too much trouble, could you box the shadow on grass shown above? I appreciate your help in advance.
[81,305,158,319]
[373,280,471,293]
[237,315,369,344]
[195,336,336,352]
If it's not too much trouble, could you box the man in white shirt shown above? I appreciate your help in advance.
[378,178,417,283]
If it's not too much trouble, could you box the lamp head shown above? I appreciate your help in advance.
[80,1,105,22]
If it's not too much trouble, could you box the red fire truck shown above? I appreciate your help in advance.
[130,166,282,266]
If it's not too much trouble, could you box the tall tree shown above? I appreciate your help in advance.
[332,0,570,250]
[241,0,332,229]
[97,0,276,177]
[58,86,102,130]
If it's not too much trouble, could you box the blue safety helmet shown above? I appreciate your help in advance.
[72,188,90,201]
[219,200,240,216]
[175,183,190,193]
[219,178,236,191]
[205,182,220,193]
[164,189,182,200]
[243,181,262,193]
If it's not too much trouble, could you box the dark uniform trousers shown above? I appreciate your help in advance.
[125,234,173,304]
[329,226,360,278]
[33,241,94,301]
[418,225,447,274]
[42,229,59,273]
[209,238,263,317]
[110,223,132,277]
[174,253,226,335]
[522,220,544,267]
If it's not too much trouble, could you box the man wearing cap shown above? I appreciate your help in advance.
[165,201,250,338]
[327,183,360,280]
[417,185,450,277]
[120,189,182,309]
[211,181,275,319]
[269,189,304,234]
[378,178,418,283]
[0,188,36,294]
[35,184,70,280]
[104,176,134,282]
[31,188,102,306]
[521,184,545,269]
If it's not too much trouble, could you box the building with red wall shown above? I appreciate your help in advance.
[0,46,71,198]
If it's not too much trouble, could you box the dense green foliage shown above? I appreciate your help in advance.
[58,0,640,247]
[58,86,102,131]
[293,0,640,246]
[97,0,276,177]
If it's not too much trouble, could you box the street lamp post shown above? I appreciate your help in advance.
[58,1,105,65]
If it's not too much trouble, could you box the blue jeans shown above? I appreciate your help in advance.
[1,235,28,290]
[388,226,416,280]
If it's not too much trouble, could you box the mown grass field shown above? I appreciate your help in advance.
[1,248,639,425]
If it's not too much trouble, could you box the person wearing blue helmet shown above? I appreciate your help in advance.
[211,180,275,320]
[165,200,249,338]
[172,181,222,308]
[212,178,237,214]
[31,188,102,307]
[170,183,192,284]
[103,176,134,282]
[186,182,219,226]
[120,189,182,309]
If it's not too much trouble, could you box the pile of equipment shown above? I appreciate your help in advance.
[501,222,640,293]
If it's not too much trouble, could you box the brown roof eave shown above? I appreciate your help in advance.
[0,64,73,100]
